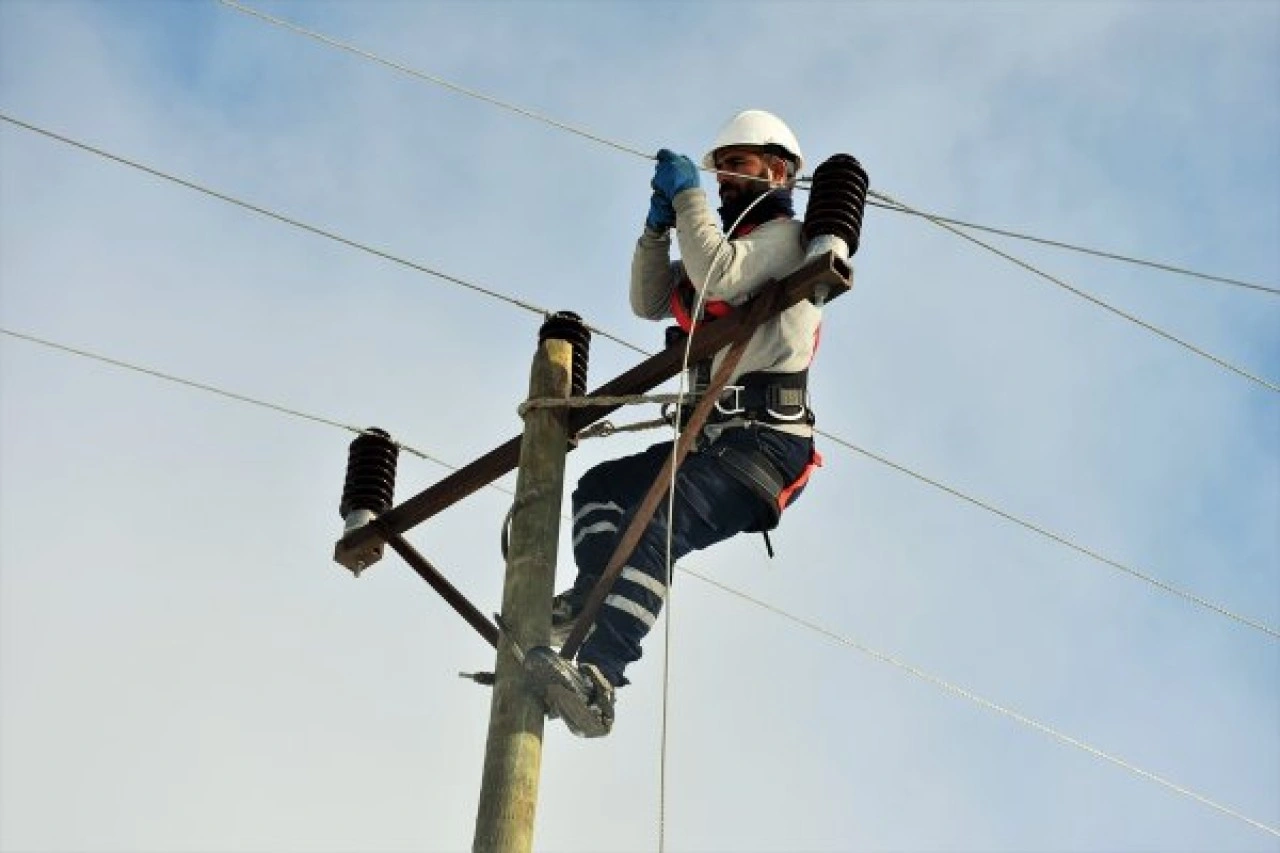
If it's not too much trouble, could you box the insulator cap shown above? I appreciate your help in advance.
[802,154,870,256]
[539,310,591,397]
[339,427,398,520]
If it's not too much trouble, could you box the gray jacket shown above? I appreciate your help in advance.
[630,186,825,438]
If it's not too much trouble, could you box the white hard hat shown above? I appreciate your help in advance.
[702,109,805,173]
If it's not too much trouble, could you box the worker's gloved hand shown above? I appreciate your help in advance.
[651,149,700,201]
[645,190,676,232]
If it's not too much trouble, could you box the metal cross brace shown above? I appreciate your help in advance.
[332,251,852,642]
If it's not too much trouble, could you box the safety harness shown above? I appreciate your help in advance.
[706,439,823,534]
[663,221,823,538]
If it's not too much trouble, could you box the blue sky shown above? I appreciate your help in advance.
[1,1,1277,851]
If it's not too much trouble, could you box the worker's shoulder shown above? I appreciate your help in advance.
[745,217,806,261]
[749,216,805,244]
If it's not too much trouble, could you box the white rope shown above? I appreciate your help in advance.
[656,187,780,851]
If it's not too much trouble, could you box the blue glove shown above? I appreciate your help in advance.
[645,190,676,231]
[651,148,700,201]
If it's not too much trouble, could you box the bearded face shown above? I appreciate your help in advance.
[715,150,774,208]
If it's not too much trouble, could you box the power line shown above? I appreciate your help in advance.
[2,114,1273,635]
[218,0,653,162]
[6,9,1273,840]
[0,327,449,467]
[213,0,1280,390]
[217,0,1277,299]
[684,569,1279,840]
[816,430,1280,640]
[10,110,1271,394]
[5,325,1276,838]
[868,189,1278,393]
[0,113,645,358]
[863,199,1280,296]
[5,321,1274,644]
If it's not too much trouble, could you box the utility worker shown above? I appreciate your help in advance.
[532,110,823,738]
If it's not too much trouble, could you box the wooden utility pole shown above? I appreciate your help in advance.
[472,331,574,853]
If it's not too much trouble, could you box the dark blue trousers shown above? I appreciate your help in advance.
[569,425,814,686]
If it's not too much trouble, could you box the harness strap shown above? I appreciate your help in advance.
[709,370,813,426]
[668,218,772,334]
[708,440,822,532]
[670,278,731,334]
[779,449,822,512]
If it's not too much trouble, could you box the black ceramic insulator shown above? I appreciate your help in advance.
[802,153,870,255]
[539,311,591,397]
[339,427,398,519]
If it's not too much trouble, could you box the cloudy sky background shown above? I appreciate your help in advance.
[1,1,1277,851]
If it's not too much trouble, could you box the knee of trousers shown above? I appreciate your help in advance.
[571,498,625,575]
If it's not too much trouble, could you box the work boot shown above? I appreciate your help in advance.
[523,646,614,738]
[550,588,594,647]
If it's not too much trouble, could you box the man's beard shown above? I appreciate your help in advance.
[718,170,772,207]
[718,173,776,232]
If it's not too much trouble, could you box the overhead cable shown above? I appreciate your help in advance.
[6,325,1276,837]
[6,107,1272,393]
[218,0,1277,298]
[218,0,653,161]
[685,569,1279,840]
[0,113,644,358]
[0,327,449,467]
[862,199,1280,296]
[869,189,1278,392]
[2,118,1272,635]
[6,321,1274,643]
[816,430,1279,639]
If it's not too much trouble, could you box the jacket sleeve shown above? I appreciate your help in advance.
[629,226,682,320]
[670,187,800,305]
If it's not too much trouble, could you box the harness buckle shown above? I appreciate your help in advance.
[765,386,810,422]
[715,385,746,417]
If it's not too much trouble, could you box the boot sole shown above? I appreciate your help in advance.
[524,647,612,738]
